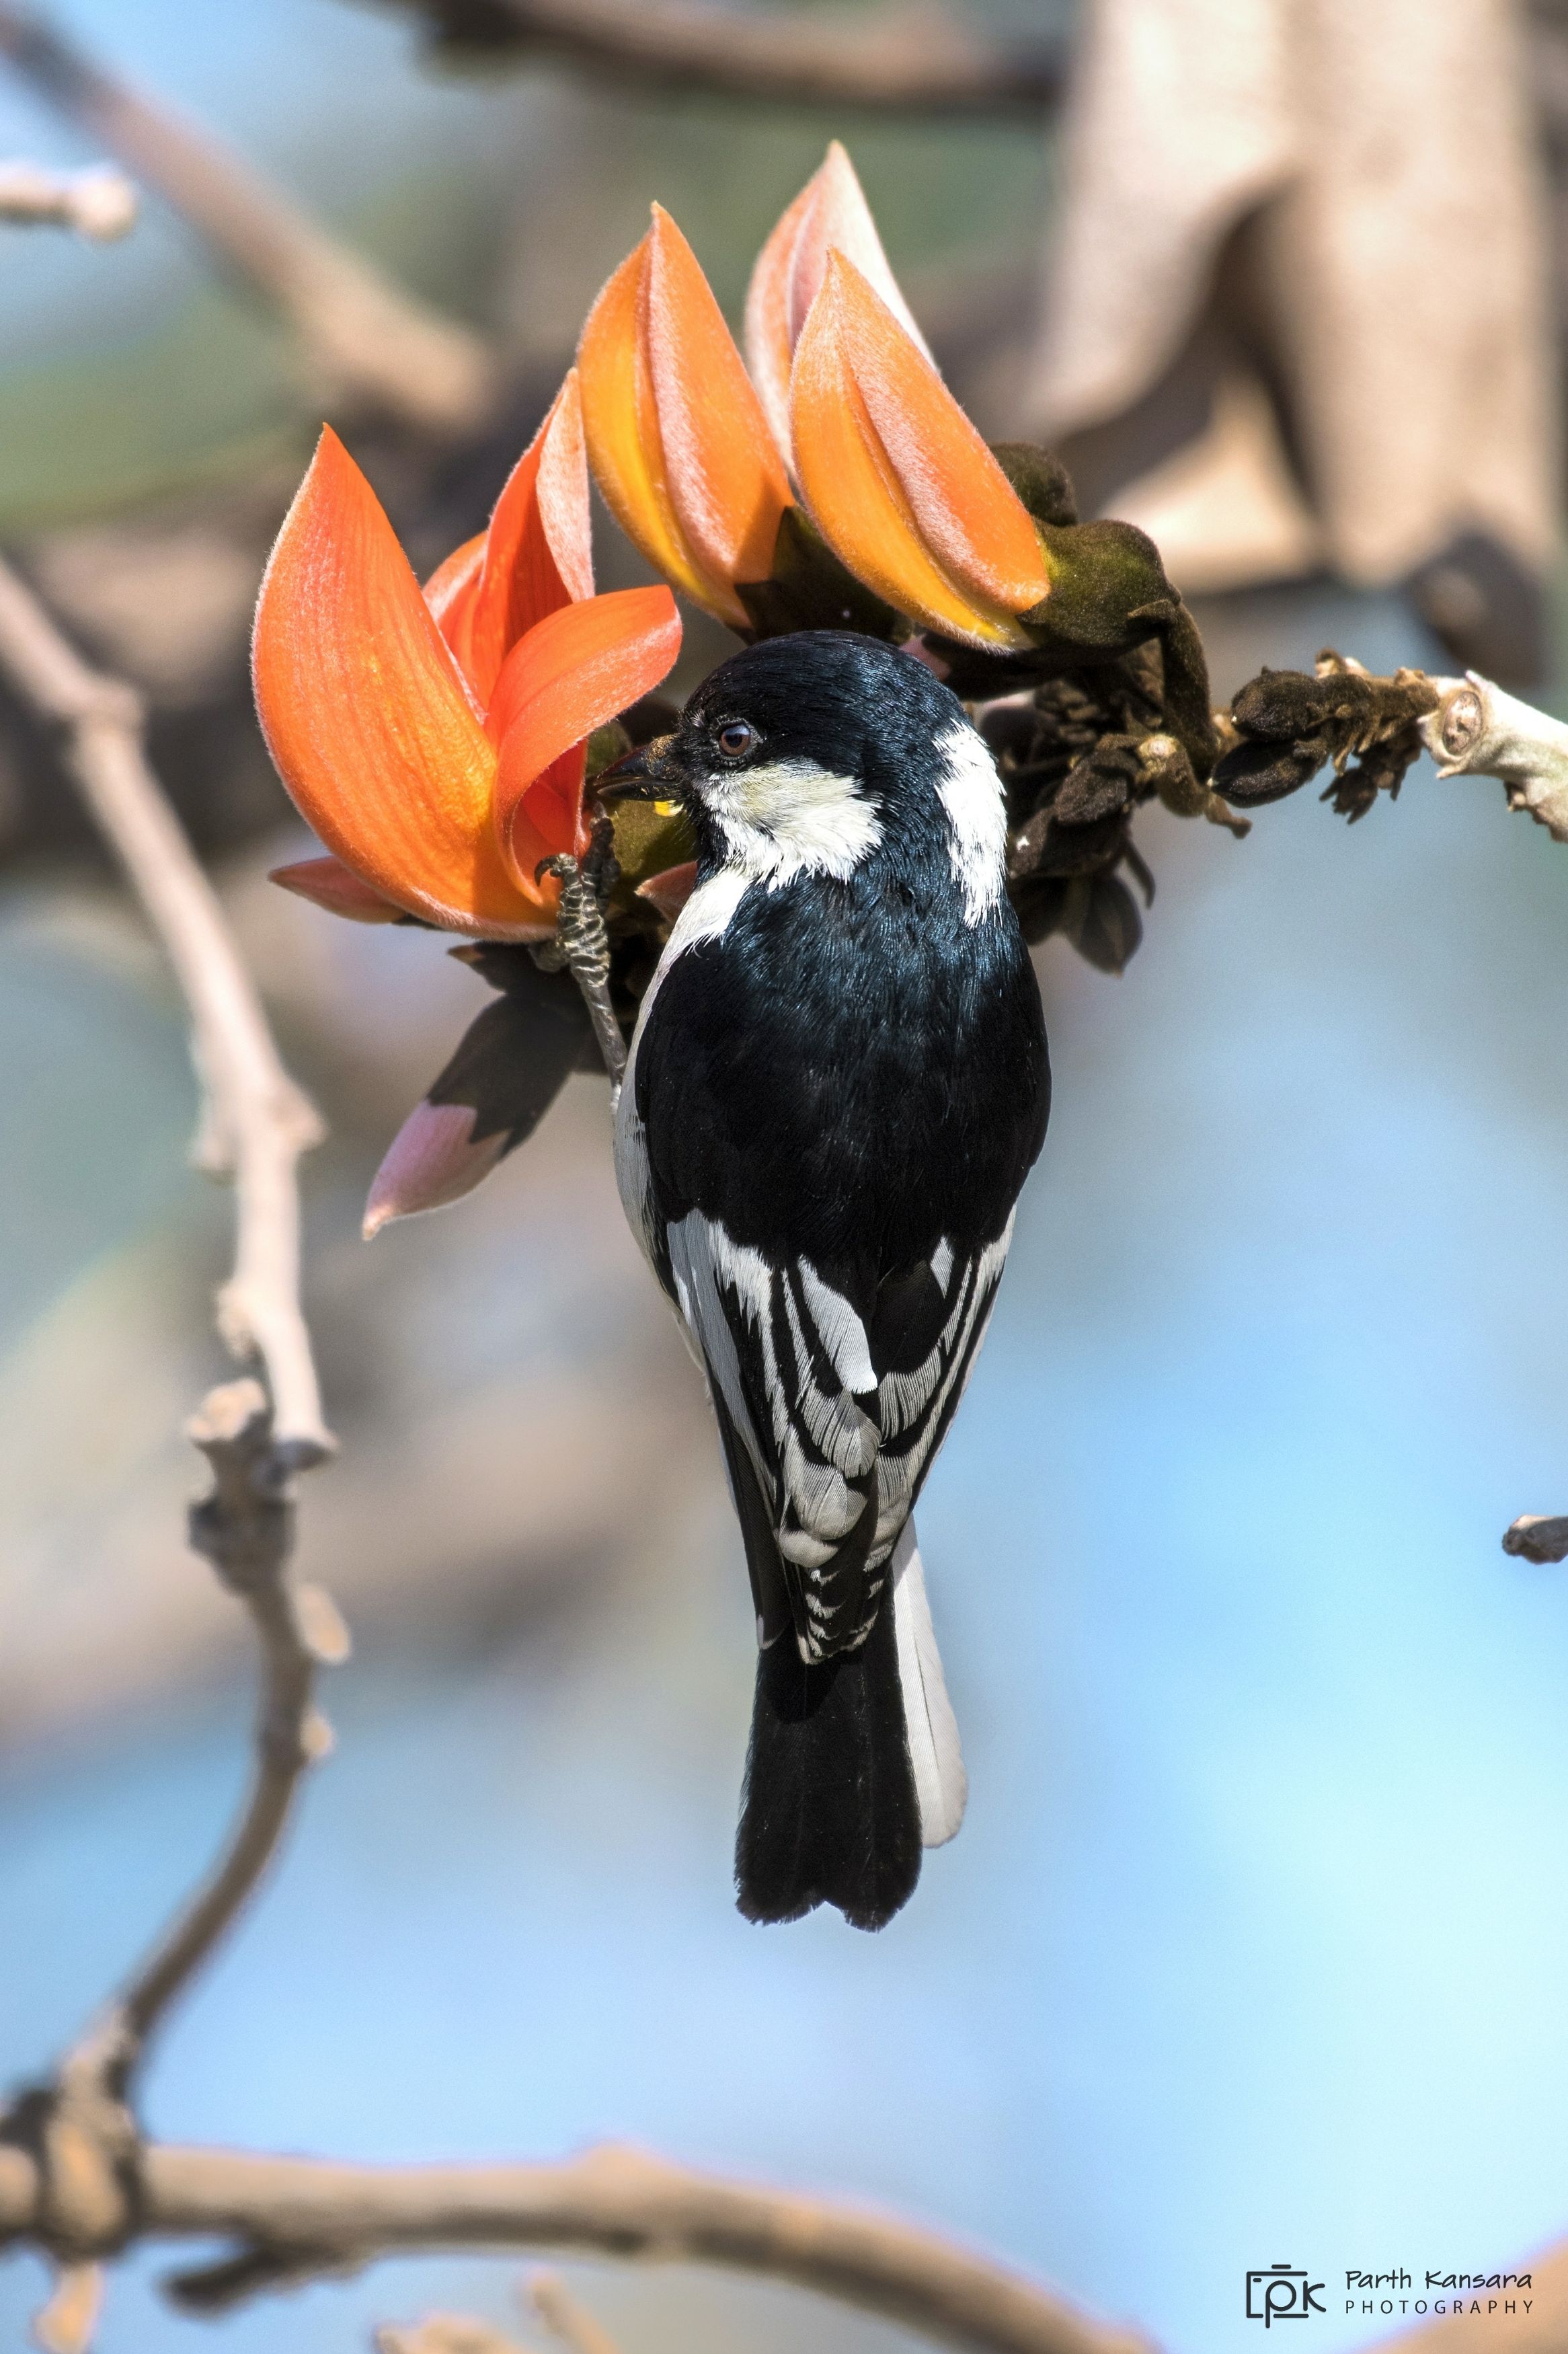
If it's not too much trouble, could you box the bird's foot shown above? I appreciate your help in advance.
[535,833,627,1098]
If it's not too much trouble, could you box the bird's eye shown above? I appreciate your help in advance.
[715,720,757,760]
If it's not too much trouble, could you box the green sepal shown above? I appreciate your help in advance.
[734,507,908,644]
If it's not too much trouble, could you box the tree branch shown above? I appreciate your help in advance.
[381,0,1066,115]
[0,157,134,234]
[0,4,495,432]
[118,1382,347,2051]
[0,2139,1150,2354]
[0,554,331,1462]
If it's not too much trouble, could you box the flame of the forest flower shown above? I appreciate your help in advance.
[253,417,680,935]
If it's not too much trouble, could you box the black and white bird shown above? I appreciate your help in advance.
[602,632,1049,1930]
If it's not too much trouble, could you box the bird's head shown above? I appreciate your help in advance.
[598,632,1001,897]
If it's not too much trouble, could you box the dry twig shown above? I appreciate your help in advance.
[377,2318,534,2354]
[0,3,494,431]
[528,2271,621,2354]
[121,1382,346,2051]
[0,157,133,234]
[0,554,331,1461]
[383,0,1064,114]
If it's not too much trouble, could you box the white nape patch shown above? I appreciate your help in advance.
[713,756,882,888]
[934,720,1007,924]
[930,1236,954,1292]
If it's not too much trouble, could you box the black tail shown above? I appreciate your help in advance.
[735,1597,921,1932]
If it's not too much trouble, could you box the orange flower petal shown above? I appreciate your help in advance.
[489,585,682,891]
[580,211,793,630]
[579,235,709,609]
[745,141,931,464]
[459,372,595,708]
[253,426,543,935]
[270,854,408,924]
[645,206,793,614]
[791,255,1050,649]
[424,530,486,702]
[745,178,814,466]
[424,531,485,623]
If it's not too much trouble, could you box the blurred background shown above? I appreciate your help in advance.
[3,3,1568,2350]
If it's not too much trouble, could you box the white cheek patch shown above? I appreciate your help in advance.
[713,756,882,886]
[934,720,1007,923]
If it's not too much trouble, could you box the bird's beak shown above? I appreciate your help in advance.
[594,731,681,803]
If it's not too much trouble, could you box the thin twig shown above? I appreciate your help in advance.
[0,157,133,234]
[528,2271,622,2354]
[0,554,331,1463]
[0,1383,346,2330]
[377,2318,532,2354]
[0,2140,1151,2354]
[119,1382,346,2050]
[385,0,1065,114]
[0,3,494,432]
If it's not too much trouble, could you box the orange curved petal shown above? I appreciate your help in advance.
[745,142,930,465]
[791,255,1049,648]
[458,372,595,709]
[580,213,793,630]
[270,854,407,924]
[745,178,814,465]
[488,586,682,892]
[253,425,542,936]
[645,206,793,617]
[424,530,485,624]
[424,530,486,702]
[579,235,711,610]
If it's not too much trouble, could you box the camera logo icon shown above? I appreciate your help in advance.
[1246,2265,1327,2325]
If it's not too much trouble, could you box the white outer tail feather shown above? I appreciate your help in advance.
[890,1522,966,1847]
